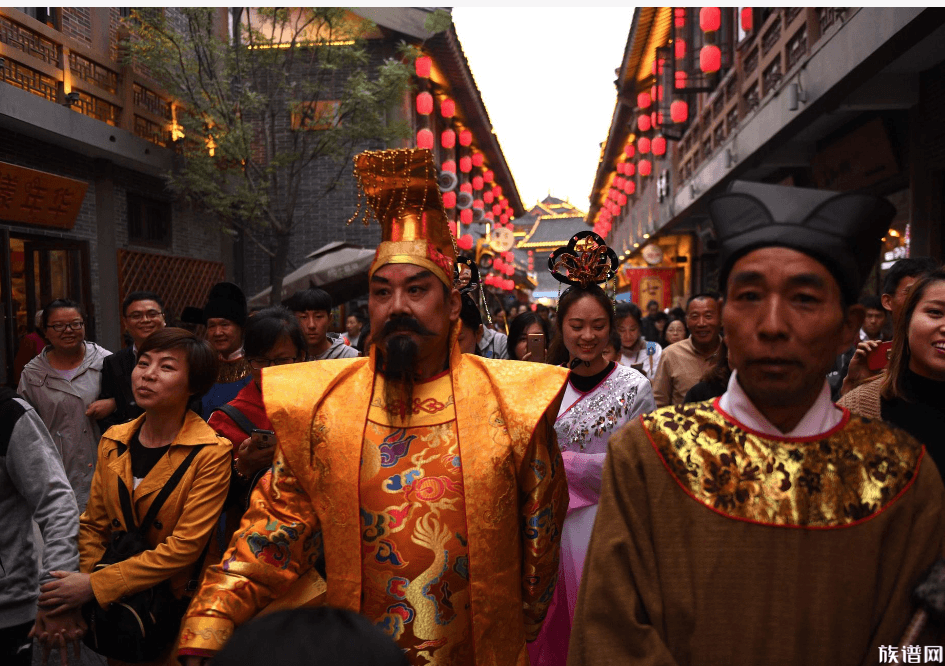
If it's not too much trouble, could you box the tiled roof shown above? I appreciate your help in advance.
[515,195,588,249]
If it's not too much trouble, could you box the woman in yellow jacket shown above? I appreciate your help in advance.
[38,328,232,665]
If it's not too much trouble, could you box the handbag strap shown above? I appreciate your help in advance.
[117,446,204,532]
[213,403,256,437]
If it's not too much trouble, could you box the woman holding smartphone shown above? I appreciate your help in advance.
[839,269,945,477]
[529,235,656,666]
[207,307,307,551]
[508,311,550,362]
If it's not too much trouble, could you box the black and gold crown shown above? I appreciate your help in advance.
[548,231,618,288]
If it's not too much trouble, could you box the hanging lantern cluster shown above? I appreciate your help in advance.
[699,8,722,74]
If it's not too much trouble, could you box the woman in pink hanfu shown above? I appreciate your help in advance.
[528,271,655,665]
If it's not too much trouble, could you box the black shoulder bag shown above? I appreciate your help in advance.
[82,445,205,663]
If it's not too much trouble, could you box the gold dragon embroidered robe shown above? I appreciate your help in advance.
[179,344,569,666]
[569,399,945,666]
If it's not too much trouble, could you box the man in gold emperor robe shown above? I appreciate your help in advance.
[178,148,570,666]
[568,181,945,666]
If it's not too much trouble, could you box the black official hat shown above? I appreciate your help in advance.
[708,181,896,303]
[202,282,247,327]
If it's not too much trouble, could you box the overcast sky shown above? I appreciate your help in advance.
[451,7,633,214]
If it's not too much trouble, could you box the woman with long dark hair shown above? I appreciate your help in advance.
[529,234,655,666]
[840,268,945,476]
[508,311,551,361]
[614,302,662,380]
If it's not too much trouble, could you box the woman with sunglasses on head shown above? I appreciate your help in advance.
[18,299,111,512]
[528,234,656,666]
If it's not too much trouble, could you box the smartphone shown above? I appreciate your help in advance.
[866,340,893,372]
[251,429,277,449]
[526,332,546,362]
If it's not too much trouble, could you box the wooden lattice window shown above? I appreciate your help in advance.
[117,249,225,324]
[127,193,172,247]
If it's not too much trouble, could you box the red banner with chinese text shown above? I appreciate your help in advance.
[0,161,88,230]
[620,267,678,309]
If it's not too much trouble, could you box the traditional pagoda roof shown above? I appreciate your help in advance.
[512,196,590,297]
[516,196,589,251]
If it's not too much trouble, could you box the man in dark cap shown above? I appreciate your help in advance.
[201,282,252,418]
[569,181,945,665]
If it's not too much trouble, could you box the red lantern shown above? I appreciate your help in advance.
[459,130,473,146]
[415,56,432,78]
[473,198,483,210]
[651,58,664,76]
[637,91,652,109]
[700,45,721,74]
[459,156,472,173]
[442,191,457,208]
[627,180,636,195]
[493,185,503,197]
[675,39,686,60]
[500,214,509,224]
[652,136,667,156]
[651,84,663,102]
[441,129,456,148]
[651,110,664,126]
[441,98,455,118]
[700,7,721,32]
[614,176,624,189]
[639,159,652,176]
[741,7,753,32]
[675,70,688,89]
[638,137,651,154]
[626,162,636,177]
[448,220,457,236]
[483,169,494,182]
[484,191,494,204]
[671,99,689,123]
[492,204,502,216]
[460,182,472,194]
[441,159,456,173]
[460,208,473,225]
[674,7,687,28]
[457,234,473,251]
[504,251,514,262]
[472,175,484,190]
[616,163,625,176]
[416,92,433,115]
[617,192,627,206]
[472,153,484,167]
[624,144,635,159]
[637,115,651,133]
[485,212,494,221]
[417,128,434,150]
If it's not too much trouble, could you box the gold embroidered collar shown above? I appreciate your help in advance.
[642,399,924,529]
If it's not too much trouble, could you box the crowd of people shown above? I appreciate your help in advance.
[3,150,945,666]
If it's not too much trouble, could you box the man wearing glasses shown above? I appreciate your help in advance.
[97,291,168,429]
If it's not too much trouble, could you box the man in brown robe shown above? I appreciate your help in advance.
[569,181,945,666]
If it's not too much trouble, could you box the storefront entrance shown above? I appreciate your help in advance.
[1,229,93,386]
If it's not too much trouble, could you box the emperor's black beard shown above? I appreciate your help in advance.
[375,334,420,422]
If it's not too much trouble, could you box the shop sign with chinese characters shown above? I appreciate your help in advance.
[0,161,88,230]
